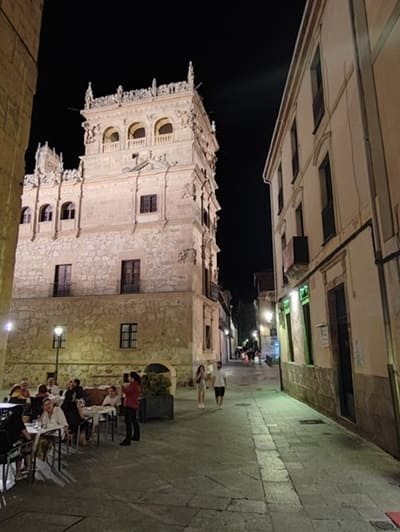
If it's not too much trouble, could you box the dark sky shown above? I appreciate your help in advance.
[26,1,307,305]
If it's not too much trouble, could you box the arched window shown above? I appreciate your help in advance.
[103,127,120,143]
[159,123,173,135]
[155,118,173,144]
[20,207,31,224]
[39,204,53,222]
[128,123,146,148]
[102,127,120,152]
[60,202,75,220]
[128,122,146,139]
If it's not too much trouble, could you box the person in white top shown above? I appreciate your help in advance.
[47,377,60,396]
[37,397,69,460]
[102,386,121,408]
[212,361,227,408]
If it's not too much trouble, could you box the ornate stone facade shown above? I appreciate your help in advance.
[0,1,43,386]
[6,63,221,388]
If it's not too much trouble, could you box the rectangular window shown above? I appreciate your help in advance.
[121,260,140,294]
[140,194,157,213]
[319,155,336,242]
[203,267,210,298]
[302,302,314,365]
[291,120,299,181]
[120,323,137,348]
[311,47,325,129]
[202,207,209,227]
[281,233,288,286]
[53,264,72,297]
[285,312,294,362]
[277,164,283,214]
[205,324,212,350]
[295,203,304,236]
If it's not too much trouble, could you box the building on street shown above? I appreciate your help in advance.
[5,64,221,388]
[263,0,400,457]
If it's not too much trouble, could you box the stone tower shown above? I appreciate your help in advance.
[6,63,220,388]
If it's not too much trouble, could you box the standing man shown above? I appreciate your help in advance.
[212,361,227,409]
[120,371,141,445]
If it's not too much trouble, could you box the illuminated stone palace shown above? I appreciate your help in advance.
[5,63,220,388]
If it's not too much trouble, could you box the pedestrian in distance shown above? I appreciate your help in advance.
[212,361,227,409]
[120,371,141,446]
[195,364,207,409]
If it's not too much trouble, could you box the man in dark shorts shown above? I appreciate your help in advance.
[212,361,227,408]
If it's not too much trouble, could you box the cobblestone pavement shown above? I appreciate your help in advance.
[1,362,400,531]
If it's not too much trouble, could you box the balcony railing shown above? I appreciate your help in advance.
[120,282,140,294]
[13,278,195,300]
[127,138,146,149]
[282,236,309,276]
[102,141,120,153]
[52,283,72,297]
[155,133,173,145]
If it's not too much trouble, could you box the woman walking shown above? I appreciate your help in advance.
[195,365,207,409]
[120,371,141,445]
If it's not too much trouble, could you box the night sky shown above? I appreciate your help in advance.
[26,1,307,305]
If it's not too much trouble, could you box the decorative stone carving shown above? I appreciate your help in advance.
[83,121,100,144]
[90,77,192,109]
[188,61,194,89]
[24,174,38,186]
[178,248,197,265]
[85,82,94,109]
[176,108,196,129]
[181,182,196,200]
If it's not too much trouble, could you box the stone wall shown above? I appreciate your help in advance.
[281,362,398,457]
[6,292,197,389]
[0,0,43,384]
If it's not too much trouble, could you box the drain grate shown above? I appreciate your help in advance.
[370,521,395,530]
[299,419,325,425]
[235,403,252,406]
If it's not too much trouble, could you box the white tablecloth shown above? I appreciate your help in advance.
[82,405,116,427]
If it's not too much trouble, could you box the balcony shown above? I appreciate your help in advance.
[102,141,120,153]
[127,138,146,149]
[120,282,140,294]
[282,236,309,278]
[155,133,172,145]
[52,283,72,297]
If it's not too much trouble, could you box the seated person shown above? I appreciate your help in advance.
[61,392,90,446]
[65,378,84,402]
[19,379,31,399]
[0,404,32,480]
[36,384,49,399]
[102,386,121,408]
[9,384,23,399]
[47,377,60,396]
[36,398,68,460]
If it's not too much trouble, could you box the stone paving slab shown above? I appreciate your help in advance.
[1,363,400,531]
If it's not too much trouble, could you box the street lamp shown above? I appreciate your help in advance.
[53,325,64,382]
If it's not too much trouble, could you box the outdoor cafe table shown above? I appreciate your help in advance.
[26,423,65,479]
[82,405,116,446]
[0,402,18,422]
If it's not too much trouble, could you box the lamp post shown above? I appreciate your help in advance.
[53,325,64,382]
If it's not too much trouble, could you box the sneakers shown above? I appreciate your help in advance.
[119,440,131,446]
[198,403,205,409]
[15,471,28,481]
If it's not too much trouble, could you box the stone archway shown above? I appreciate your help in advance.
[143,361,177,396]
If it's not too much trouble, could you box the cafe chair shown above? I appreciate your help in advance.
[0,438,29,495]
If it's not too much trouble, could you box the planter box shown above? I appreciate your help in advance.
[138,394,174,422]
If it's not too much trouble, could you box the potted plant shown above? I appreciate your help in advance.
[139,371,174,422]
